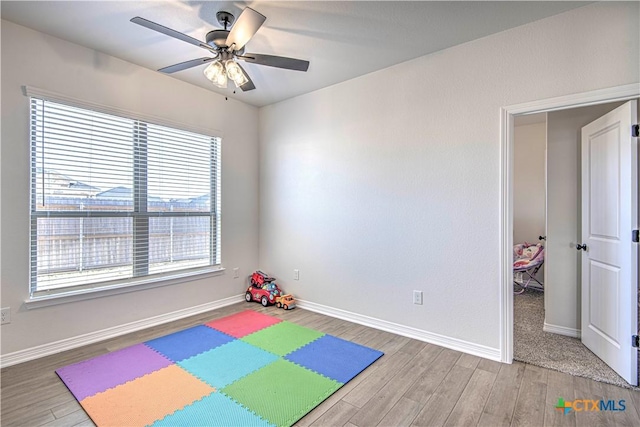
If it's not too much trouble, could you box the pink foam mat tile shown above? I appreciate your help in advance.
[205,310,282,338]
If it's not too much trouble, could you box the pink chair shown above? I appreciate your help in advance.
[513,242,544,294]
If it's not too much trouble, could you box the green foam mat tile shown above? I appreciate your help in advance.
[241,321,324,356]
[222,359,341,427]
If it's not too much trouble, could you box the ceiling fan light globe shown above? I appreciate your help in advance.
[225,60,248,86]
[203,60,224,83]
[214,72,228,89]
[231,74,248,88]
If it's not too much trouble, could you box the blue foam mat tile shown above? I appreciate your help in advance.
[179,340,279,389]
[152,392,274,427]
[285,334,384,383]
[145,325,235,362]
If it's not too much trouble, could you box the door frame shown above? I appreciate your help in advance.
[499,83,639,363]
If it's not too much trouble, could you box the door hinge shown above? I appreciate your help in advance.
[633,124,639,137]
[633,335,639,348]
[633,229,639,243]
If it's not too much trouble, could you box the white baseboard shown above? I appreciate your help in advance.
[297,299,501,361]
[1,295,502,368]
[0,295,244,368]
[543,322,581,338]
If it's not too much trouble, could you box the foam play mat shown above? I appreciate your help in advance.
[56,310,384,426]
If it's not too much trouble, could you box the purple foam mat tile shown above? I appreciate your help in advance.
[56,343,173,401]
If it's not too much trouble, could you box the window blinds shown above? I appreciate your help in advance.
[29,97,221,296]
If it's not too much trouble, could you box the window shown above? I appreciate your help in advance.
[29,96,221,298]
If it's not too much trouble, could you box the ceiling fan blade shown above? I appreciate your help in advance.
[225,7,266,51]
[131,17,216,53]
[239,53,309,72]
[158,57,217,74]
[236,63,256,91]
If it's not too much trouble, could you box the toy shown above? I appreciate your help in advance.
[245,270,283,307]
[276,294,296,310]
[250,270,276,287]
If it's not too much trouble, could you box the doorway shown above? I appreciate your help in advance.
[512,104,631,387]
[499,84,639,385]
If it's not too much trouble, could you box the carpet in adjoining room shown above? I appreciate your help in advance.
[514,289,635,389]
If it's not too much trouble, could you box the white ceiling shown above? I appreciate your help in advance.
[1,1,590,107]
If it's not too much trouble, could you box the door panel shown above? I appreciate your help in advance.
[581,100,638,386]
[587,261,619,345]
[588,125,620,238]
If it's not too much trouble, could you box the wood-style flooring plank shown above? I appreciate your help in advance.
[51,399,84,419]
[0,408,56,427]
[348,344,442,426]
[543,369,576,427]
[443,367,497,426]
[477,358,502,374]
[456,353,482,370]
[588,377,624,426]
[398,339,428,357]
[511,363,548,427]
[572,376,606,426]
[477,361,526,427]
[72,420,95,427]
[410,365,475,426]
[342,350,415,408]
[403,348,461,404]
[377,335,411,357]
[1,390,74,425]
[629,388,640,420]
[40,409,90,427]
[361,330,399,354]
[309,401,359,427]
[335,322,370,341]
[599,382,640,427]
[348,327,389,347]
[376,396,423,427]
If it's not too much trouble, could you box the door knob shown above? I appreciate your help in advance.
[576,243,587,251]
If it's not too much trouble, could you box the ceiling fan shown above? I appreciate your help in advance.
[131,7,310,92]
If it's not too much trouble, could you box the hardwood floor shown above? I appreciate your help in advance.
[1,303,639,426]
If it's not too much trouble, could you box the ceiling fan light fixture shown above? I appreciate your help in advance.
[132,7,310,93]
[203,60,227,88]
[225,60,248,87]
[214,71,228,88]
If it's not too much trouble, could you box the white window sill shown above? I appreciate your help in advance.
[24,267,225,309]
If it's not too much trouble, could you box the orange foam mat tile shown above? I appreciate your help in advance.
[80,364,214,427]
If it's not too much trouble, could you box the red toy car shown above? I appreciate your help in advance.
[246,271,283,307]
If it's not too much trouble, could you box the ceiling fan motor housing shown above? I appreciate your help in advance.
[206,29,230,48]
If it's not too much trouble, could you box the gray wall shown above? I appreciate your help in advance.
[513,120,546,282]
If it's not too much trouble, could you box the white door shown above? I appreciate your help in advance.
[581,100,638,386]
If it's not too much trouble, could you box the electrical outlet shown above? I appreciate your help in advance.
[413,291,423,305]
[233,268,239,279]
[1,307,10,325]
[515,272,523,284]
[294,269,300,280]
